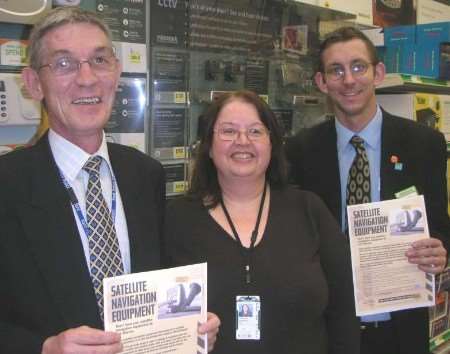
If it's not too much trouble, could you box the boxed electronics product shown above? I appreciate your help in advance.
[439,42,450,80]
[416,22,450,46]
[417,0,450,24]
[381,22,450,78]
[0,72,41,126]
[316,0,373,26]
[373,0,416,27]
[377,93,443,131]
[384,25,416,46]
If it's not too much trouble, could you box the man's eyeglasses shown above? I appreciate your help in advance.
[214,124,269,142]
[324,61,372,81]
[39,52,118,76]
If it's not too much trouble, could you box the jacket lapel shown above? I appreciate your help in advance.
[316,121,342,225]
[380,111,410,201]
[108,145,148,273]
[23,136,101,328]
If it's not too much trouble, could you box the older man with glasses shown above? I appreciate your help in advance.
[0,7,219,354]
[286,26,449,354]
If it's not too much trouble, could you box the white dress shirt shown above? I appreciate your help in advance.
[49,129,131,274]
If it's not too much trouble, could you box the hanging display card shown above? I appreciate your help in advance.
[106,76,146,133]
[152,108,186,160]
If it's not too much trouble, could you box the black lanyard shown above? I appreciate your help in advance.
[220,183,267,284]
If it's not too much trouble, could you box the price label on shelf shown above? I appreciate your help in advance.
[174,92,186,104]
[173,146,186,159]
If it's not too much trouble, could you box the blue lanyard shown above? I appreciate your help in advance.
[58,162,117,239]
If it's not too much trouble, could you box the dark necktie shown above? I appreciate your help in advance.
[83,155,124,320]
[346,135,371,206]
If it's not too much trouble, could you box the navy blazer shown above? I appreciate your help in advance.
[0,134,165,353]
[286,110,449,354]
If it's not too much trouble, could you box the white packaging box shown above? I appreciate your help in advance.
[316,0,373,26]
[417,0,450,25]
[377,93,449,140]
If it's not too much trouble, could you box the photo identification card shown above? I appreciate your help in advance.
[236,295,261,340]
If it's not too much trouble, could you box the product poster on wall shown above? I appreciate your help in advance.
[245,58,268,94]
[188,0,282,53]
[163,161,187,195]
[150,0,187,48]
[95,0,146,43]
[106,76,146,133]
[153,51,187,92]
[272,109,293,137]
[152,108,186,160]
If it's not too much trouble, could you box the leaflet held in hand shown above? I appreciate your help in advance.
[104,262,207,353]
[347,195,435,316]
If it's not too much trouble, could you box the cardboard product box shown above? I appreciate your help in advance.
[377,93,442,131]
[0,72,41,126]
[415,42,440,78]
[398,44,416,75]
[317,0,373,26]
[417,0,450,25]
[384,46,401,73]
[363,27,384,47]
[439,42,450,80]
[373,0,416,27]
[383,45,416,75]
[384,25,416,46]
[416,22,450,46]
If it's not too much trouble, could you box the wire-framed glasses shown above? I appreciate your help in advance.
[214,123,269,142]
[39,50,118,76]
[324,60,372,81]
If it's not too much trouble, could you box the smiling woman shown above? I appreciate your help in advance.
[164,90,360,354]
[189,91,286,209]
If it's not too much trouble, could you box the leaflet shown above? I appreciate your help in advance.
[347,195,435,316]
[104,263,207,354]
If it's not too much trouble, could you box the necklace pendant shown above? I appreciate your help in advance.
[245,265,251,283]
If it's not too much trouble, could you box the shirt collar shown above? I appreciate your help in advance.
[48,129,112,183]
[335,105,383,152]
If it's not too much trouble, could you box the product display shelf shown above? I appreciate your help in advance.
[377,74,450,94]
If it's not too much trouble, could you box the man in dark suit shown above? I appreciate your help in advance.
[0,7,219,354]
[286,27,449,354]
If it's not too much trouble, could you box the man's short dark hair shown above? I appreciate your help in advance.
[317,26,380,73]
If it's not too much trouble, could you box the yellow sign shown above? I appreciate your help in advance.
[173,146,185,159]
[414,93,442,131]
[174,181,186,193]
[174,92,186,104]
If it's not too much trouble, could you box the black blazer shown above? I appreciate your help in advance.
[0,134,165,354]
[286,110,449,354]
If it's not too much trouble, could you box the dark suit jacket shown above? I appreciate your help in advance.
[0,134,165,354]
[286,110,449,354]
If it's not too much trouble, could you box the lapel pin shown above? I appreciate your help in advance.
[390,155,398,163]
[390,155,403,171]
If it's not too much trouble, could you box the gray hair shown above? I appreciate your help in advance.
[28,6,113,70]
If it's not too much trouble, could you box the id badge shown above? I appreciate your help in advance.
[236,295,261,340]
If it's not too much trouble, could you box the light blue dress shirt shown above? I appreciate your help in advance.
[335,105,390,322]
